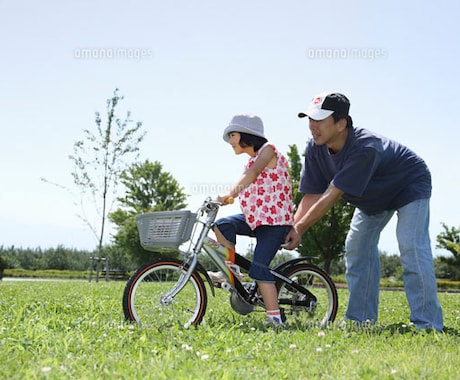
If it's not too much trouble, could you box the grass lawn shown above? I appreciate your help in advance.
[0,279,459,379]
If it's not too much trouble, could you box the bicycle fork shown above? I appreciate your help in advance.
[159,255,199,306]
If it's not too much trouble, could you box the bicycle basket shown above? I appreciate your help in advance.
[136,211,197,251]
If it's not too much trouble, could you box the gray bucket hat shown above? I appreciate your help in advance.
[223,114,265,142]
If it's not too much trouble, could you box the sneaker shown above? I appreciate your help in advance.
[264,316,285,329]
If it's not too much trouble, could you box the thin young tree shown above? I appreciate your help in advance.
[69,89,145,261]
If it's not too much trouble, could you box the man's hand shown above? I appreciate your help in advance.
[282,227,302,250]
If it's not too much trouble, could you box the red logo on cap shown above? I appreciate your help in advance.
[313,97,322,105]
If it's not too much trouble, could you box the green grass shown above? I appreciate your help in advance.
[0,280,459,379]
[5,269,460,291]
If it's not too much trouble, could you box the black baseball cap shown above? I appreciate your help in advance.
[298,92,350,120]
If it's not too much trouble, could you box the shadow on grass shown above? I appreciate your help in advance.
[336,321,460,337]
[441,326,460,337]
[233,318,460,336]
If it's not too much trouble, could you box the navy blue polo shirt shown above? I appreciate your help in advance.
[299,127,431,214]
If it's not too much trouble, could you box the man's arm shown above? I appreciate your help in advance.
[284,184,344,249]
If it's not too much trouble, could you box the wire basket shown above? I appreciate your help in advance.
[136,210,197,251]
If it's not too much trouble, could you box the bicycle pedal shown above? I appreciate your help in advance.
[221,282,232,291]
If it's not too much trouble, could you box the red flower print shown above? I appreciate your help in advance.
[256,198,263,207]
[270,205,277,214]
[269,173,279,181]
[267,216,274,224]
[248,214,255,224]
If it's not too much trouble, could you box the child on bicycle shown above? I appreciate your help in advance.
[214,114,294,327]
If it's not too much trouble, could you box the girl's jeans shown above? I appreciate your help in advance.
[344,198,443,331]
[214,214,291,282]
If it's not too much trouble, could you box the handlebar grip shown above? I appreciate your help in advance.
[224,197,234,205]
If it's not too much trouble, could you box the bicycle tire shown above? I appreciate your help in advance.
[123,258,208,329]
[276,263,338,328]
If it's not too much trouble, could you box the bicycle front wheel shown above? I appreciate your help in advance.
[123,258,208,328]
[276,264,338,328]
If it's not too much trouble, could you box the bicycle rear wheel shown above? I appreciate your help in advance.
[123,258,208,328]
[276,264,338,328]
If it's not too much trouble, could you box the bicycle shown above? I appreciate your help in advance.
[123,197,339,329]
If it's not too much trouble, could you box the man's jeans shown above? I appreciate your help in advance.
[344,199,443,331]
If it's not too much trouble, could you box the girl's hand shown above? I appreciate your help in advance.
[217,195,234,205]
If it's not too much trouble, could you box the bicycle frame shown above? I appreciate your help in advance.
[160,198,318,307]
[157,198,242,303]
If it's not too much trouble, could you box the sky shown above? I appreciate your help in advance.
[1,0,459,257]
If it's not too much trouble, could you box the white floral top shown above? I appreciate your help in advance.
[239,143,294,230]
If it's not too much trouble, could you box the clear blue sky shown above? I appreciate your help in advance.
[1,0,459,256]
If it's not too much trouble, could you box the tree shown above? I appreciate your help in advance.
[380,252,403,279]
[436,223,460,280]
[287,144,355,272]
[44,245,73,270]
[116,160,187,213]
[109,160,188,265]
[0,254,8,280]
[286,144,303,207]
[436,223,460,258]
[68,89,145,259]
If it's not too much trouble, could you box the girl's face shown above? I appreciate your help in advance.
[228,132,245,155]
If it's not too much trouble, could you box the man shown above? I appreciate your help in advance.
[284,92,443,331]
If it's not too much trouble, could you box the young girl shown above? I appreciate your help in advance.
[214,114,294,327]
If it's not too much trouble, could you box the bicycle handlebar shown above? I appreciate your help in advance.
[199,196,234,214]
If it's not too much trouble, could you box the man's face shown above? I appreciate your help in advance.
[308,115,339,146]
